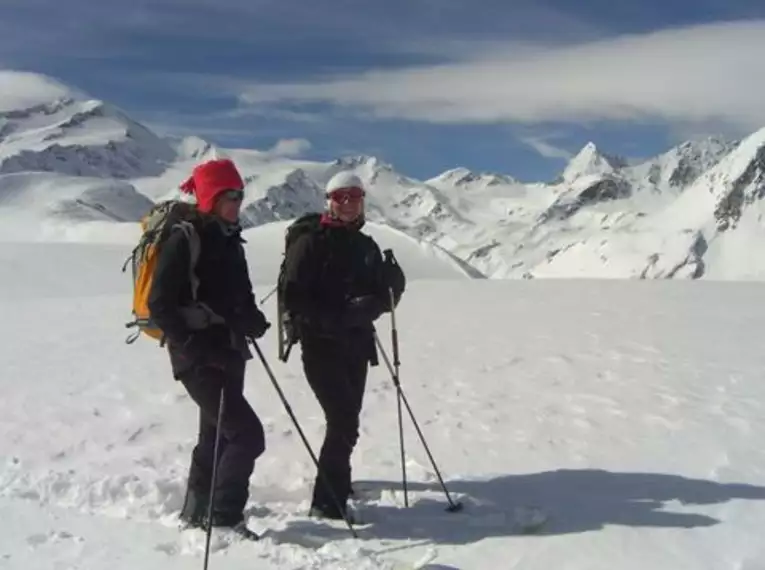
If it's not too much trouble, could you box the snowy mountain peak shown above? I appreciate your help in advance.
[432,167,472,183]
[282,167,315,188]
[669,126,765,232]
[624,136,739,195]
[331,155,393,172]
[173,136,216,161]
[427,167,518,189]
[325,154,417,190]
[0,76,176,180]
[240,167,325,228]
[658,136,739,189]
[561,142,626,184]
[675,135,734,154]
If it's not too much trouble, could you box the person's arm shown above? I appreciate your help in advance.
[340,239,403,328]
[147,230,194,345]
[229,243,270,338]
[282,233,341,327]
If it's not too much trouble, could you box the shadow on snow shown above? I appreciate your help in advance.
[277,468,765,546]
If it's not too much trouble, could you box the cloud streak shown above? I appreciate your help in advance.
[519,135,574,160]
[267,138,312,157]
[238,21,765,131]
[0,70,84,112]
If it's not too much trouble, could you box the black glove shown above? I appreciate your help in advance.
[242,309,271,339]
[342,295,384,328]
[230,306,271,339]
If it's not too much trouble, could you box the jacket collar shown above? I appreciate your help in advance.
[320,211,365,231]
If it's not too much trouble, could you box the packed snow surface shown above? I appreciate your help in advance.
[2,222,765,569]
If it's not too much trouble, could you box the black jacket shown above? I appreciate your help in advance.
[281,220,406,360]
[148,215,267,378]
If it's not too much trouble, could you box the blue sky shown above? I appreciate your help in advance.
[1,0,764,181]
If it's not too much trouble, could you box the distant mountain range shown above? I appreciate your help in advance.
[2,70,764,280]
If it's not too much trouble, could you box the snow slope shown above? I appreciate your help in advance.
[0,172,153,242]
[241,219,481,281]
[3,230,765,569]
[0,215,471,304]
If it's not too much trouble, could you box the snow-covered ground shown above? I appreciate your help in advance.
[3,218,765,569]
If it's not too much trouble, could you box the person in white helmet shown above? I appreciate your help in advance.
[277,170,406,521]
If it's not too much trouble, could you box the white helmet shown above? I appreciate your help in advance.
[326,171,365,194]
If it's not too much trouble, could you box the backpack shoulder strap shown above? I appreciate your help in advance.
[173,220,201,301]
[171,221,226,331]
[286,212,322,245]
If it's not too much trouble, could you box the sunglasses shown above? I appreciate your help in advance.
[220,189,244,202]
[327,187,365,203]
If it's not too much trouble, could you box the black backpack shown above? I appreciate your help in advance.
[276,212,324,361]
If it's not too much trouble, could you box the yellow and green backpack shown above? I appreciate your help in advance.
[122,200,201,344]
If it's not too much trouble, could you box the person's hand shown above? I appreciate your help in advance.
[382,249,406,307]
[231,307,271,339]
[243,310,271,339]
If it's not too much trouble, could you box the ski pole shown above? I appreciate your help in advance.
[386,287,408,507]
[203,387,225,570]
[248,338,358,538]
[374,333,463,513]
[259,285,277,306]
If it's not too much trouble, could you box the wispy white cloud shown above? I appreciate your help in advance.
[0,70,85,112]
[238,21,765,131]
[223,106,325,124]
[143,120,259,141]
[140,109,315,146]
[519,135,573,160]
[267,138,312,157]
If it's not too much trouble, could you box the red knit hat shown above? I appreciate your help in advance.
[179,158,245,213]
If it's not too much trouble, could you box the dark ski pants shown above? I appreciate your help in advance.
[301,335,369,512]
[179,358,265,523]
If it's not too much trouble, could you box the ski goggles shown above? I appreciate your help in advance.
[327,187,365,203]
[219,189,245,202]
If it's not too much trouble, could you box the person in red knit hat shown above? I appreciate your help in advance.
[179,158,246,219]
[148,158,270,539]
